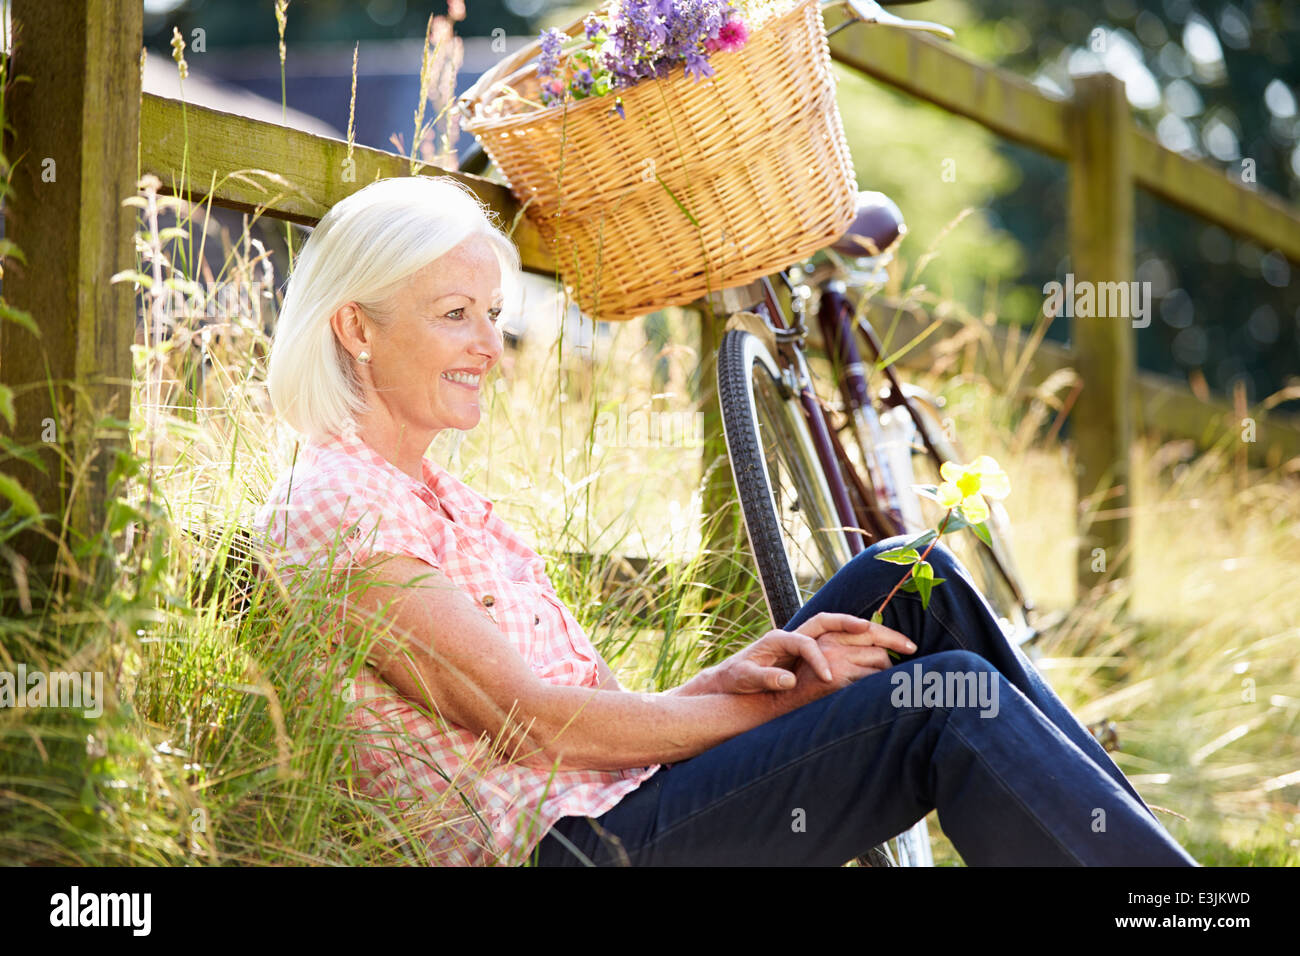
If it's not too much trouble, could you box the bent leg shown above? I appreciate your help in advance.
[534,650,1196,866]
[786,537,1156,815]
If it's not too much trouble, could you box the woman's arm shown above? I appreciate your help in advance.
[341,555,910,772]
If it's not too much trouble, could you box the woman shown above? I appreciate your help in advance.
[253,176,1197,867]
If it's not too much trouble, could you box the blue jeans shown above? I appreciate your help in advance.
[532,537,1198,866]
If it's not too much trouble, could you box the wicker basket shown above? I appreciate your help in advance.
[457,0,857,322]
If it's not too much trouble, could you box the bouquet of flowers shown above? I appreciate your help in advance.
[534,0,798,116]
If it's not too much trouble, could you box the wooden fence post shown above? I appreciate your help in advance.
[1,0,143,583]
[1067,72,1136,600]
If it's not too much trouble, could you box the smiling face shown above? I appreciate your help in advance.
[333,234,506,471]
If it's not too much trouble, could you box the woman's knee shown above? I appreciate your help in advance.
[882,650,1005,722]
[863,535,962,576]
[843,650,997,707]
[915,648,994,675]
[857,536,969,604]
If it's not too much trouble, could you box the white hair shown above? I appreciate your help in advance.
[266,175,522,442]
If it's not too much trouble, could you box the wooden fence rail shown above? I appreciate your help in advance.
[5,0,1300,601]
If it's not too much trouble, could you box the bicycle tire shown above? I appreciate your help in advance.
[717,328,853,630]
[717,327,933,868]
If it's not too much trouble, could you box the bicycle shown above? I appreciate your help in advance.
[715,192,1039,653]
[714,186,1048,867]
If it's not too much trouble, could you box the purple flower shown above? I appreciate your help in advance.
[567,0,742,100]
[683,49,714,81]
[621,0,667,50]
[538,27,564,80]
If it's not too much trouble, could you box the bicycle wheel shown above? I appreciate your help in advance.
[881,386,1037,649]
[717,327,933,868]
[716,328,853,630]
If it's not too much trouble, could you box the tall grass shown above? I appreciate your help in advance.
[2,8,1296,868]
[4,189,1296,864]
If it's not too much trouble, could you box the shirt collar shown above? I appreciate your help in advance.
[309,430,494,528]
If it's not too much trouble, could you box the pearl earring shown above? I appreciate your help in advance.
[357,351,371,364]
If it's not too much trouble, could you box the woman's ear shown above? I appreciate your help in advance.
[330,303,370,361]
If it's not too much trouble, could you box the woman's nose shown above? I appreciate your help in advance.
[474,312,504,365]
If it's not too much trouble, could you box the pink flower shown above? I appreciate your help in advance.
[715,18,748,53]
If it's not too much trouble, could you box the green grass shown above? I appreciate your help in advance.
[2,6,1297,866]
[3,229,1297,865]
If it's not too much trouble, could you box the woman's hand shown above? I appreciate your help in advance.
[783,612,916,706]
[709,628,835,694]
[708,612,916,699]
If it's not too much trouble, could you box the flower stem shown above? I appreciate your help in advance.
[874,509,953,621]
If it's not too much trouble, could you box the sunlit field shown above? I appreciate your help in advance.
[3,198,1295,867]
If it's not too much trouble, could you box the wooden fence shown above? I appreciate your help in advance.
[4,0,1300,600]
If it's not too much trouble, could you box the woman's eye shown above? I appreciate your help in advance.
[439,308,493,323]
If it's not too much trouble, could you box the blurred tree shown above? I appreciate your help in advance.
[947,0,1299,409]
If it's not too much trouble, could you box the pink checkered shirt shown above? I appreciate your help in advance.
[251,430,658,865]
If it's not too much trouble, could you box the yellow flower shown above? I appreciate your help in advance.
[935,456,1010,525]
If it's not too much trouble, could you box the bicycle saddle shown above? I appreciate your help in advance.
[830,191,907,259]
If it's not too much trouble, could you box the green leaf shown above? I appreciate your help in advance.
[971,521,993,546]
[109,269,153,290]
[0,384,13,429]
[80,776,97,814]
[0,238,27,265]
[940,510,972,532]
[0,472,40,518]
[915,574,933,608]
[913,559,934,580]
[912,484,943,502]
[0,435,46,470]
[875,546,921,565]
[903,528,938,552]
[106,499,144,536]
[0,301,39,336]
[870,611,884,625]
[654,174,700,228]
[900,577,919,593]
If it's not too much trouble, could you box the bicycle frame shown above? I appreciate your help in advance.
[740,270,1037,626]
[745,276,871,556]
[816,277,1039,625]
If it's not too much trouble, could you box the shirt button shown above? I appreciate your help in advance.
[481,594,495,608]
